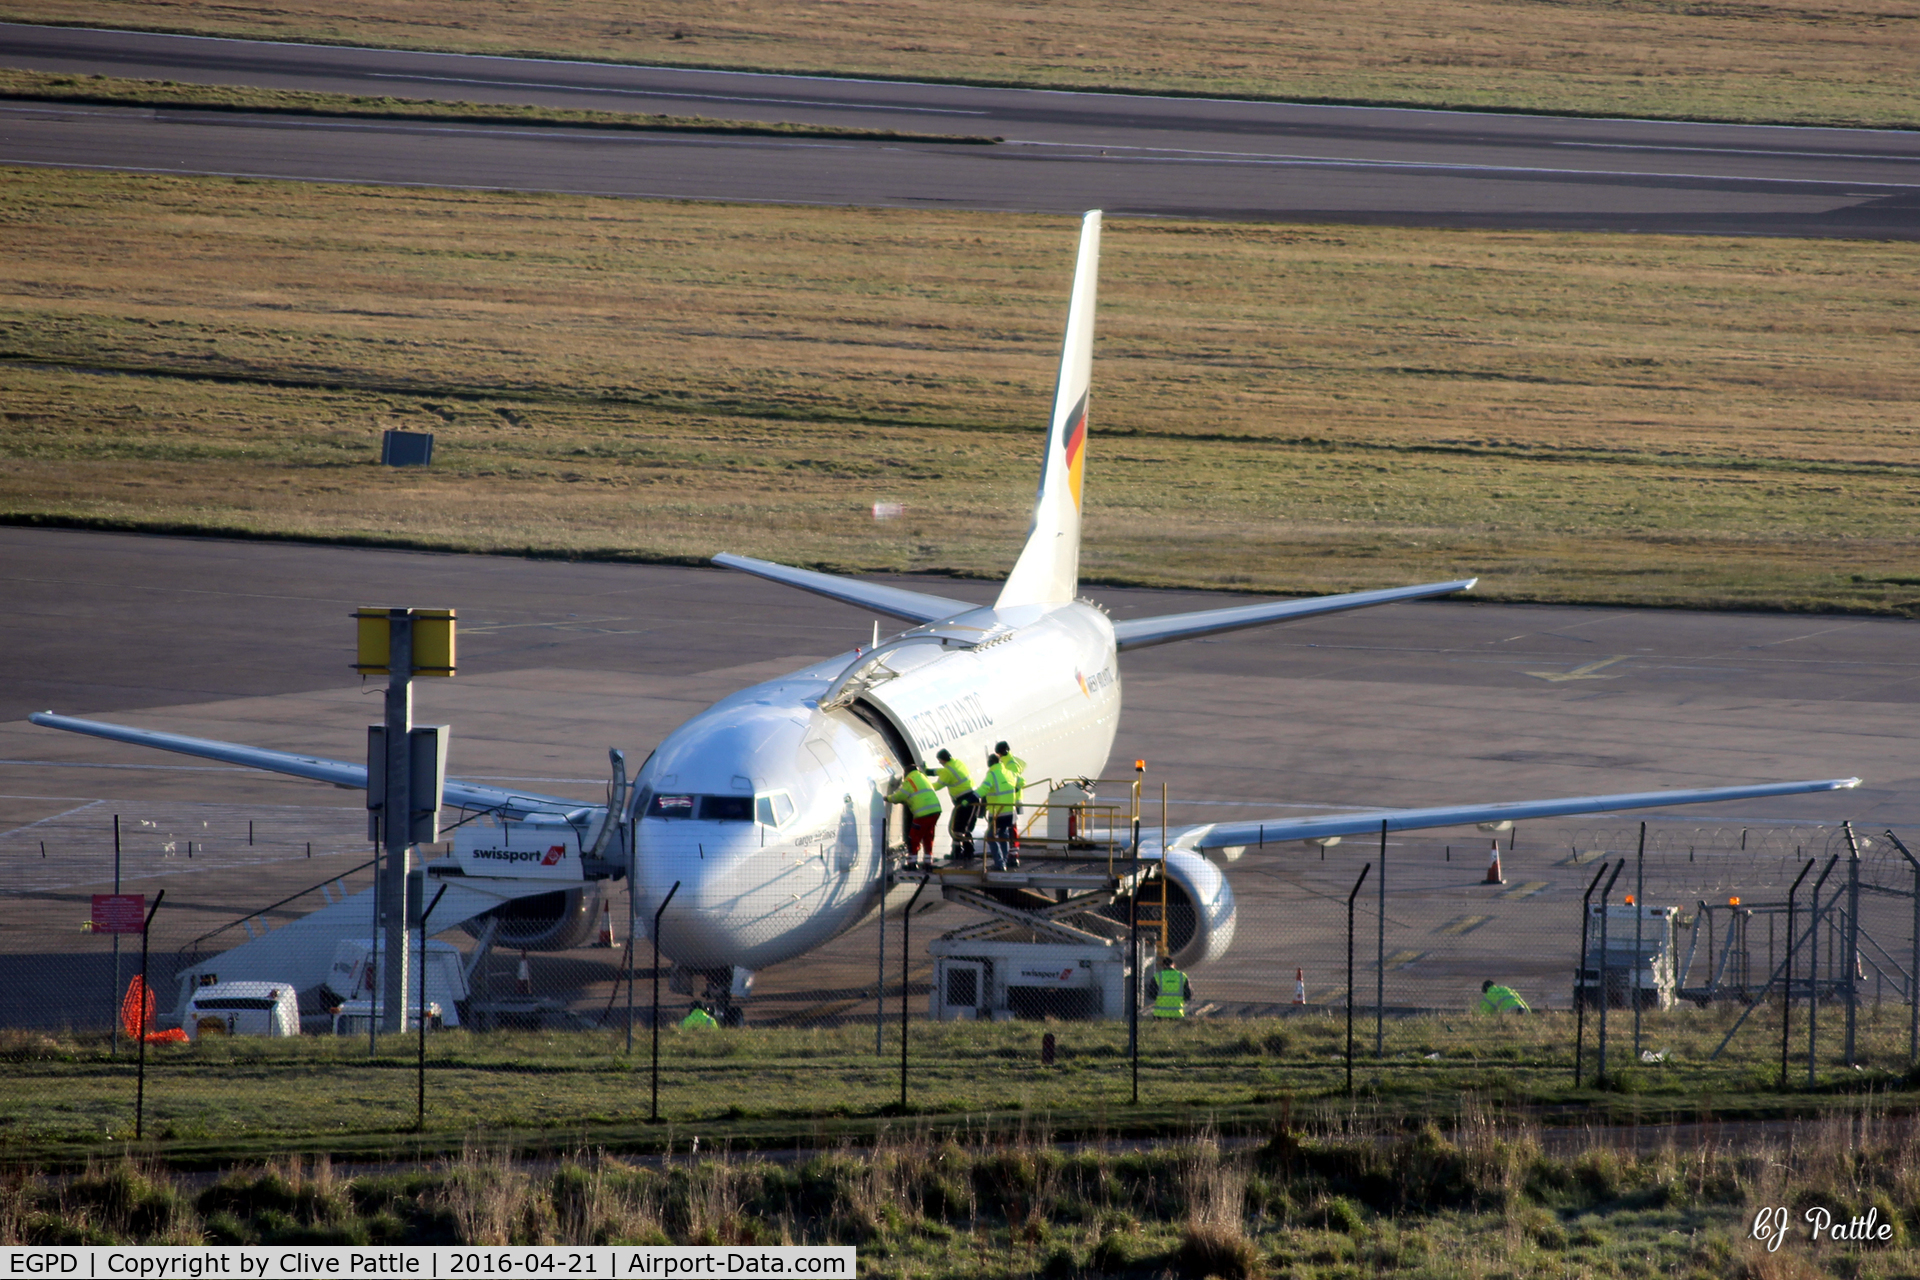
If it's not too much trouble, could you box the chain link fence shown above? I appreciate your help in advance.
[3,798,1915,1148]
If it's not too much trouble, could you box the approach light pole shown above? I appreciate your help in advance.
[356,607,454,1037]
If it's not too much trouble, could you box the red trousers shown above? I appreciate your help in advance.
[906,813,939,858]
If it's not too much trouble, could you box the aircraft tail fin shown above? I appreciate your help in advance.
[996,210,1100,610]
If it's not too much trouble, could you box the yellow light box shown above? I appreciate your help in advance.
[354,608,456,676]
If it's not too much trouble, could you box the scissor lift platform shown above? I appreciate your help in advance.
[891,856,1158,1021]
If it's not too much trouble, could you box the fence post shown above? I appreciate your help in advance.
[112,814,122,1058]
[1129,816,1141,1106]
[417,883,447,1132]
[1346,862,1371,1097]
[1575,861,1608,1087]
[1782,859,1814,1090]
[900,877,927,1111]
[625,815,637,1056]
[1843,822,1862,1067]
[1596,862,1624,1086]
[1375,821,1387,1059]
[649,881,680,1123]
[1886,832,1920,1070]
[134,890,165,1141]
[368,842,379,1060]
[877,850,888,1056]
[1807,854,1839,1088]
[1633,824,1646,1060]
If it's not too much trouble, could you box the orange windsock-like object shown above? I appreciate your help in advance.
[122,975,155,1040]
[121,976,188,1044]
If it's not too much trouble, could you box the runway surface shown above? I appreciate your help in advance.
[2,528,1914,1029]
[4,24,1919,236]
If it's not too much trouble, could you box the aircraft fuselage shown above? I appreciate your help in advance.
[632,600,1119,972]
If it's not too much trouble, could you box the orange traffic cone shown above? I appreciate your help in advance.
[597,900,616,948]
[1293,968,1306,1005]
[1484,840,1505,885]
[517,952,533,995]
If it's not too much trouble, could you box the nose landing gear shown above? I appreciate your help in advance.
[679,964,755,1027]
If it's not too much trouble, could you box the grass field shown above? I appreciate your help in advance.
[2,1009,1915,1166]
[16,1116,1920,1278]
[7,1057,1920,1277]
[0,68,995,142]
[2,168,1916,614]
[4,0,1919,129]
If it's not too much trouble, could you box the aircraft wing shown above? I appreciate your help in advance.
[713,553,974,623]
[1113,578,1478,651]
[27,712,589,818]
[1164,776,1862,853]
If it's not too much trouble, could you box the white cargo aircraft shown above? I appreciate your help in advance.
[33,211,1859,1019]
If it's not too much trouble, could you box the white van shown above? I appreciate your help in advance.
[186,982,299,1040]
[324,938,468,1027]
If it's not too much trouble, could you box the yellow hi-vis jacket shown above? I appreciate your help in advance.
[932,759,976,799]
[999,753,1028,780]
[888,768,942,817]
[1153,967,1190,1018]
[1479,984,1531,1014]
[980,762,1021,816]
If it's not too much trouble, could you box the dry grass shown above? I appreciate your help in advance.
[0,68,995,142]
[5,0,1920,128]
[11,1111,1920,1277]
[2,167,1917,613]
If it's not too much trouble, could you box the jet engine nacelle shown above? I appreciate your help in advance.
[464,885,605,951]
[1105,849,1236,969]
[1158,848,1237,968]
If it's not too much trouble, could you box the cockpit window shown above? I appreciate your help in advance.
[644,793,755,821]
[755,792,795,828]
[699,795,754,822]
[646,794,695,819]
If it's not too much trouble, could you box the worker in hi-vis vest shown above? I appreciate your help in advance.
[1479,980,1531,1014]
[888,764,943,867]
[1001,748,1027,857]
[931,748,981,862]
[1152,962,1192,1018]
[994,740,1027,780]
[681,1002,719,1029]
[980,752,1022,872]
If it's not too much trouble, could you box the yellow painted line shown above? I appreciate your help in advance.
[1501,881,1551,900]
[1561,849,1608,867]
[1383,949,1427,970]
[1436,914,1492,936]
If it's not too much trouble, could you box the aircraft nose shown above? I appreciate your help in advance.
[633,825,760,969]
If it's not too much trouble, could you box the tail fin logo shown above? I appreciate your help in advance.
[1062,394,1088,513]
